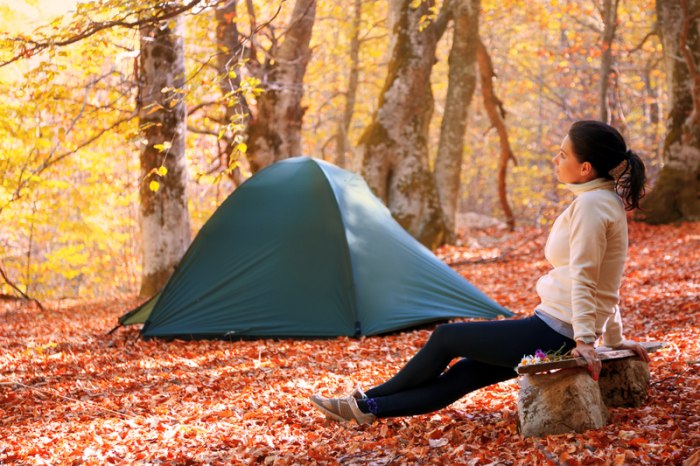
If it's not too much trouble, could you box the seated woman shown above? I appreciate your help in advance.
[310,120,651,425]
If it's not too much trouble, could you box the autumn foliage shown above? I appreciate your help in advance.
[1,221,698,465]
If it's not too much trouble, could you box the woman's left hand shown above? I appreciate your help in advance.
[613,339,651,363]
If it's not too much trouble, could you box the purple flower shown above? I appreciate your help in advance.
[534,349,547,360]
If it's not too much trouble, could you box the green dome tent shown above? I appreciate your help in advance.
[118,156,511,338]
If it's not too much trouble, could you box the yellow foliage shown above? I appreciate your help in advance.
[0,0,664,299]
[153,141,172,152]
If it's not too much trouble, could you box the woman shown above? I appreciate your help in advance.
[310,120,651,425]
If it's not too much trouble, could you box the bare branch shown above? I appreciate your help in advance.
[0,113,137,214]
[627,27,658,55]
[477,36,516,230]
[0,261,45,312]
[187,125,220,137]
[1,0,205,67]
[187,100,221,116]
[433,0,455,41]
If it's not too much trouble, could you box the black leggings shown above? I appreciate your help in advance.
[359,315,575,417]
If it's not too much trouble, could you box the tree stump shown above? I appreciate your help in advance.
[598,358,650,407]
[518,368,609,437]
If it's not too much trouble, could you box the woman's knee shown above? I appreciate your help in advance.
[428,323,450,344]
[428,323,465,349]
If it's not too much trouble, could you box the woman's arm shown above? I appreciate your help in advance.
[568,195,607,344]
[602,305,624,348]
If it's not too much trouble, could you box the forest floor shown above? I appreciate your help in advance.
[1,221,698,465]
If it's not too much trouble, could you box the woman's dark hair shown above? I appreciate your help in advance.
[568,120,647,210]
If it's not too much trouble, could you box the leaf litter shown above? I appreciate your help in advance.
[0,221,698,465]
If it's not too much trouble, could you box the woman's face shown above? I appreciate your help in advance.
[553,135,592,184]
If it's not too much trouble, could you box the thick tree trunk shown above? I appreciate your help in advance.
[358,0,446,249]
[641,0,700,223]
[434,0,479,244]
[599,0,619,124]
[247,0,316,173]
[137,11,191,297]
[215,0,251,186]
[334,0,362,169]
[476,37,516,231]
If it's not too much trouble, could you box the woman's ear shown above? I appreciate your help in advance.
[581,161,595,177]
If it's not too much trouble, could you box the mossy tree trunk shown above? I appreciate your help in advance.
[334,0,362,169]
[599,0,619,124]
[137,11,191,297]
[247,0,316,173]
[358,0,448,249]
[641,0,700,223]
[434,0,480,244]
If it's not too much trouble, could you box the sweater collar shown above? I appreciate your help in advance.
[565,177,615,196]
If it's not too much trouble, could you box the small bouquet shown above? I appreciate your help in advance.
[518,343,572,367]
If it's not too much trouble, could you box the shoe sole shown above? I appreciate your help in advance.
[309,397,350,423]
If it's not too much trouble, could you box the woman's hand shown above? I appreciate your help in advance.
[613,339,651,363]
[572,341,601,381]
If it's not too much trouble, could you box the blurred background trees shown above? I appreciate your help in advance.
[1,0,694,301]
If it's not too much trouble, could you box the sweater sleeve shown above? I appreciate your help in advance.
[568,194,607,343]
[602,305,624,347]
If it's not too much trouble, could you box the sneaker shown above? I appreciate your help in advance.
[309,393,376,425]
[350,386,367,400]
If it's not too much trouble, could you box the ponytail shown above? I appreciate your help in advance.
[615,150,647,211]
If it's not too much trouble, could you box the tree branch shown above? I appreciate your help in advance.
[627,27,658,55]
[1,0,205,67]
[187,125,220,137]
[477,36,516,230]
[0,113,137,214]
[433,0,454,41]
[0,261,45,311]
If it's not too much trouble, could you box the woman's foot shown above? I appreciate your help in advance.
[350,386,367,400]
[309,393,376,425]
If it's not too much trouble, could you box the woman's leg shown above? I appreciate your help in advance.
[361,315,574,417]
[360,358,516,417]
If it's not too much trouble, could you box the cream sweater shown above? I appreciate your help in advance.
[536,178,626,347]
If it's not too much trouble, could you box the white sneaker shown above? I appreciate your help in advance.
[309,393,376,425]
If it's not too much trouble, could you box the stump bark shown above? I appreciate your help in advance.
[598,358,650,407]
[518,368,609,437]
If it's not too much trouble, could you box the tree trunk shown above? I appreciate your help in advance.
[476,37,516,231]
[358,0,446,249]
[246,0,316,173]
[334,0,362,169]
[641,0,700,223]
[599,0,620,124]
[607,66,629,136]
[215,0,251,186]
[137,10,191,297]
[434,0,479,244]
